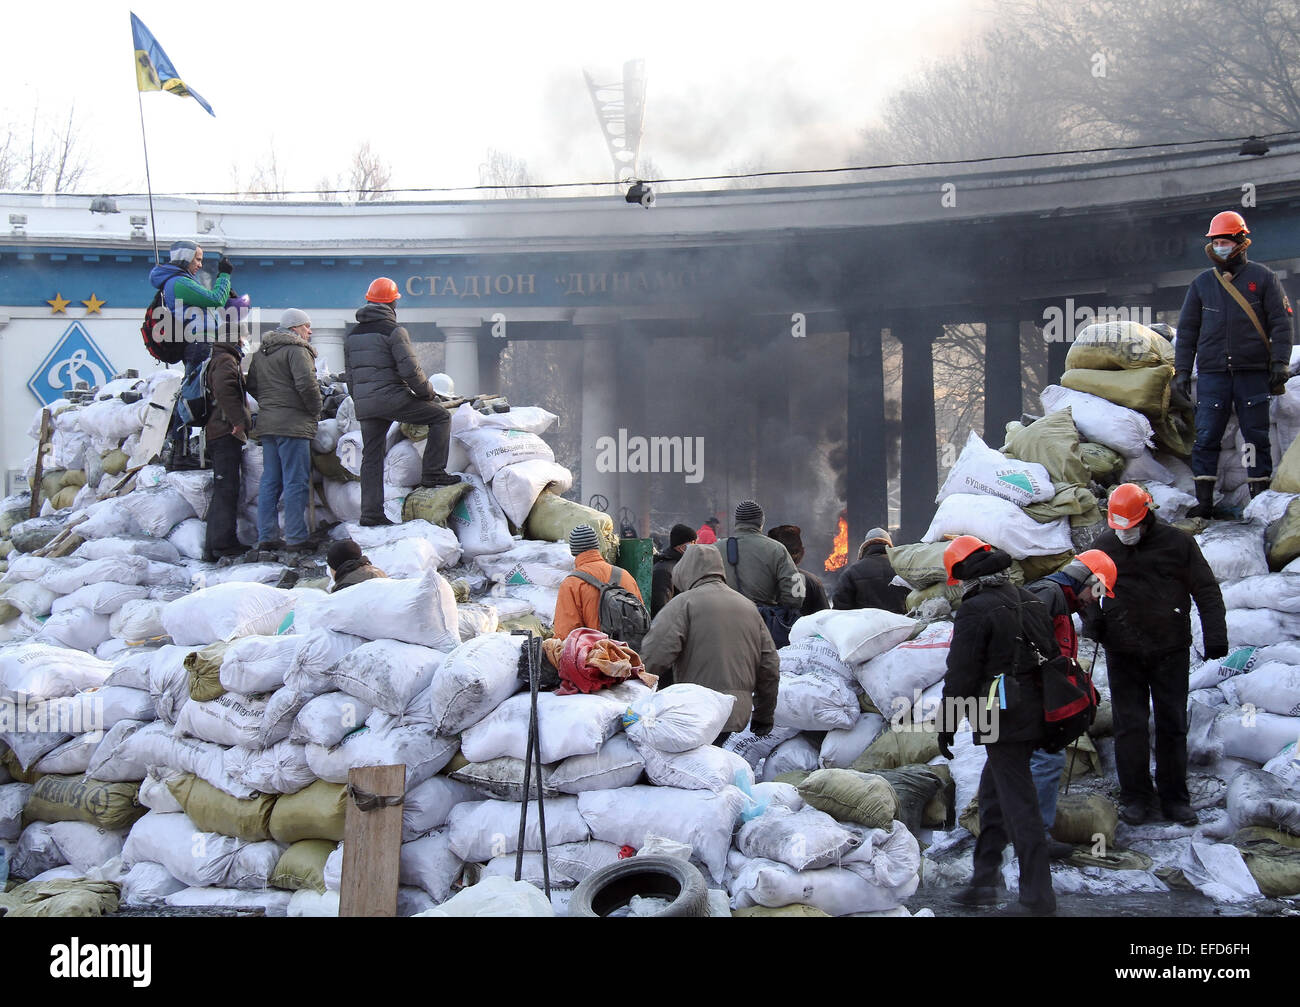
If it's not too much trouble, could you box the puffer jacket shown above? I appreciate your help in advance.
[942,579,1057,746]
[553,549,644,642]
[149,262,232,344]
[639,545,780,733]
[343,302,433,420]
[713,523,803,608]
[831,543,909,613]
[1175,255,1294,373]
[247,328,323,440]
[204,340,251,443]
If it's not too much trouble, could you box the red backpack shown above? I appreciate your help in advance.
[141,287,186,365]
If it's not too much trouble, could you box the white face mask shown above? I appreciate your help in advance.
[1212,241,1237,259]
[1116,526,1143,546]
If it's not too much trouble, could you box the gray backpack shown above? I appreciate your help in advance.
[566,568,650,652]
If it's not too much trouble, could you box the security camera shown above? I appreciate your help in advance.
[625,182,654,208]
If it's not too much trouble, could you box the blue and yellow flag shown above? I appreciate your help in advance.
[130,12,215,117]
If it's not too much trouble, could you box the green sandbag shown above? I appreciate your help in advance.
[1003,409,1091,489]
[51,486,79,510]
[498,614,552,640]
[861,764,953,833]
[313,450,358,482]
[1273,436,1300,494]
[185,642,229,702]
[0,879,120,917]
[24,775,144,831]
[1051,792,1117,846]
[1080,442,1126,484]
[886,542,949,590]
[1089,699,1113,738]
[1151,403,1196,458]
[1061,365,1174,419]
[1064,320,1175,371]
[732,904,831,918]
[1017,550,1076,582]
[905,582,964,614]
[1063,733,1101,781]
[524,492,619,563]
[167,772,277,842]
[0,599,20,624]
[269,779,347,843]
[1021,484,1101,528]
[59,470,87,489]
[858,693,880,715]
[0,504,31,538]
[2,746,43,784]
[270,839,336,893]
[1230,828,1300,897]
[400,423,429,441]
[960,796,981,836]
[40,469,69,501]
[100,449,129,476]
[798,768,899,829]
[853,729,941,772]
[1267,499,1300,571]
[1067,848,1153,871]
[402,482,473,527]
[774,770,812,788]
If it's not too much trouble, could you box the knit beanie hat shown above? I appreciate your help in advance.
[569,524,600,556]
[327,539,362,570]
[858,527,893,560]
[280,308,312,330]
[169,239,199,264]
[670,523,697,549]
[734,500,763,525]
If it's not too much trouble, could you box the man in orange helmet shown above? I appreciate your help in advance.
[343,277,459,526]
[1090,483,1227,826]
[1175,211,1294,515]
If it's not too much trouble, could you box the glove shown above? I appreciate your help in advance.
[1204,642,1229,661]
[751,722,773,739]
[937,731,955,760]
[217,256,234,276]
[1172,371,1193,404]
[1271,362,1290,396]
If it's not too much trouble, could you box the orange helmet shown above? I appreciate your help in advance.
[1076,549,1117,598]
[366,277,401,303]
[1205,211,1249,238]
[944,534,992,585]
[1106,483,1153,530]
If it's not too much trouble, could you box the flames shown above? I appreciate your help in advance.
[825,514,849,572]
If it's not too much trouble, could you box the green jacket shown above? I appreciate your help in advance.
[247,328,322,440]
[713,522,805,608]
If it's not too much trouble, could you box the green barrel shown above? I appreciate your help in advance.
[617,538,655,606]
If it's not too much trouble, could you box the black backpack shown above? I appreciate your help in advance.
[725,536,801,647]
[141,286,187,365]
[567,567,650,653]
[1016,603,1099,753]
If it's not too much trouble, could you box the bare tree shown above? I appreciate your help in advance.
[234,145,290,200]
[0,104,91,192]
[349,140,392,200]
[478,148,539,198]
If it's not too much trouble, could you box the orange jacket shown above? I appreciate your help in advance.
[553,549,644,641]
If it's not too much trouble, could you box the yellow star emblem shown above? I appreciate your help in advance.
[82,294,106,314]
[47,293,70,314]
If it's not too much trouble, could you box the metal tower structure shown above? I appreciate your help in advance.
[583,59,647,184]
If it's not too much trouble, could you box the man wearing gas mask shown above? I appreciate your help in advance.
[1088,484,1227,827]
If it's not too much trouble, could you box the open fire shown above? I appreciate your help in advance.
[825,513,849,572]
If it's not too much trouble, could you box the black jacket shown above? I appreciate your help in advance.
[343,302,434,420]
[831,544,909,613]
[1089,515,1228,657]
[1175,257,1294,374]
[942,580,1056,745]
[800,568,830,617]
[651,550,682,618]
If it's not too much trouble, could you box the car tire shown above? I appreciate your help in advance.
[569,855,711,917]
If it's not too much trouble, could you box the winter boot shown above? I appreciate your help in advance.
[1187,480,1215,519]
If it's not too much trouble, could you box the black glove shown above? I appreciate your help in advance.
[937,731,955,760]
[1271,362,1290,396]
[1172,371,1193,404]
[751,722,772,739]
[217,256,234,276]
[1204,642,1230,661]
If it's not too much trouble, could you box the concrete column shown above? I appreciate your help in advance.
[983,315,1022,443]
[477,336,503,396]
[846,310,888,547]
[441,325,480,398]
[310,328,347,376]
[1047,337,1069,389]
[899,316,939,545]
[615,322,651,538]
[579,326,619,519]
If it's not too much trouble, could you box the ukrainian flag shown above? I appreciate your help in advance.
[130,12,215,117]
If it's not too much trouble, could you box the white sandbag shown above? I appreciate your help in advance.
[305,723,459,789]
[288,888,341,917]
[162,583,296,646]
[736,804,861,870]
[121,861,187,906]
[722,725,800,769]
[0,726,72,772]
[820,713,888,769]
[752,781,805,813]
[1226,609,1300,649]
[224,739,316,795]
[1245,489,1299,527]
[335,429,363,477]
[325,639,445,716]
[1263,741,1300,788]
[855,620,954,717]
[1122,449,1176,487]
[921,493,1073,559]
[166,518,207,560]
[1195,520,1269,582]
[773,671,860,732]
[402,776,482,841]
[1146,482,1198,522]
[489,584,558,626]
[0,782,33,840]
[447,756,557,802]
[75,499,139,540]
[51,582,149,617]
[447,471,513,558]
[43,685,156,732]
[454,425,555,483]
[146,645,192,725]
[578,785,746,884]
[640,743,754,793]
[95,638,130,663]
[47,821,126,873]
[175,690,270,749]
[447,797,589,863]
[936,431,1054,507]
[778,634,856,685]
[474,540,575,588]
[451,403,558,437]
[283,629,364,694]
[162,469,213,521]
[426,633,526,735]
[34,608,113,652]
[1,553,69,585]
[456,602,500,642]
[547,733,646,794]
[300,569,458,650]
[0,643,111,701]
[118,487,196,538]
[365,537,444,579]
[217,634,298,695]
[1222,575,1300,615]
[623,683,735,754]
[491,460,574,527]
[760,734,822,782]
[415,875,555,917]
[545,840,624,884]
[1227,766,1300,834]
[257,687,312,749]
[13,822,70,877]
[321,480,360,524]
[33,733,103,775]
[1178,839,1262,903]
[1212,706,1300,764]
[119,720,254,797]
[312,418,340,453]
[462,681,649,764]
[122,810,282,889]
[332,520,462,561]
[109,600,168,644]
[138,768,185,813]
[790,609,917,666]
[83,719,153,782]
[399,828,463,902]
[291,692,374,748]
[384,439,424,487]
[72,536,181,564]
[1040,384,1155,458]
[3,581,58,618]
[165,886,291,916]
[1232,663,1300,717]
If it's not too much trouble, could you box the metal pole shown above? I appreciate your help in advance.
[136,90,161,266]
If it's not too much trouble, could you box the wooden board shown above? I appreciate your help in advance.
[339,764,405,918]
[28,409,52,519]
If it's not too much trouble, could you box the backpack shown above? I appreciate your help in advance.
[567,567,650,653]
[725,536,801,647]
[1017,603,1099,753]
[175,355,216,428]
[141,287,187,365]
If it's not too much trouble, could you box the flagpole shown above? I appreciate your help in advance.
[136,89,160,266]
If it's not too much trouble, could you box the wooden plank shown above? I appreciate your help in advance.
[339,764,405,918]
[28,409,52,519]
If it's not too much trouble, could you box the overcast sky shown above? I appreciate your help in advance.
[2,0,992,197]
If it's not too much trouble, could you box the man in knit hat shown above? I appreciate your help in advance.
[832,527,909,613]
[715,499,804,646]
[553,524,645,641]
[326,539,388,593]
[651,523,697,618]
[767,524,829,617]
